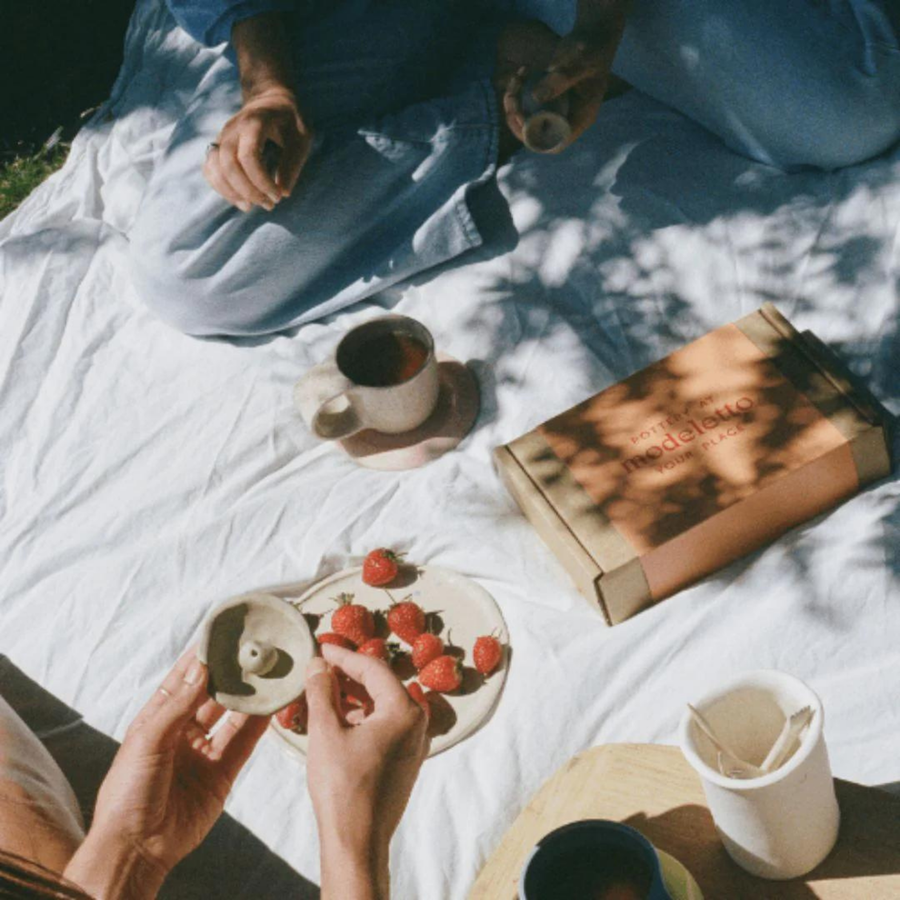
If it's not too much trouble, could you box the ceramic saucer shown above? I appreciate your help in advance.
[338,354,479,471]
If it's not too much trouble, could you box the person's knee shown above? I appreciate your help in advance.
[129,243,221,336]
[765,66,900,171]
[777,106,899,171]
[128,206,273,337]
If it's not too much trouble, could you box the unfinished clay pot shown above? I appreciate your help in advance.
[198,593,315,715]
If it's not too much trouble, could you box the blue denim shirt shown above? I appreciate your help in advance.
[166,0,295,47]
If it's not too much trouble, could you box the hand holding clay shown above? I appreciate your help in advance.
[306,644,430,899]
[66,647,270,894]
[529,12,627,148]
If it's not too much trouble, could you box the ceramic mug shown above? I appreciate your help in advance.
[294,315,440,439]
[680,669,840,880]
[519,820,703,900]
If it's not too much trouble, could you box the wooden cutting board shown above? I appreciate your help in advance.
[469,743,900,899]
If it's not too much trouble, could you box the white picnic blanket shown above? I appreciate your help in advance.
[1,2,899,897]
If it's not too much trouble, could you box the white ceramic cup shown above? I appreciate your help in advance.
[294,315,440,440]
[680,670,840,880]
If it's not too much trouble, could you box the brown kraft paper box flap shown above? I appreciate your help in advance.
[494,303,892,625]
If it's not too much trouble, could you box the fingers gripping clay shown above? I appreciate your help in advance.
[521,73,572,154]
[199,593,315,715]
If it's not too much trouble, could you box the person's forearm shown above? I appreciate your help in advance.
[63,829,168,900]
[232,13,296,101]
[320,830,390,900]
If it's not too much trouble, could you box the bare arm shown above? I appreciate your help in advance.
[320,835,391,900]
[63,835,167,900]
[204,13,313,211]
[64,649,269,899]
[306,647,430,900]
[233,12,295,102]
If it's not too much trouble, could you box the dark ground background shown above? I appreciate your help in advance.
[0,0,134,215]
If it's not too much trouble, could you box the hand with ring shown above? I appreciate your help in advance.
[203,86,313,213]
[64,647,269,896]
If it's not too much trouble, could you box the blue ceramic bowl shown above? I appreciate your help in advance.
[518,819,702,900]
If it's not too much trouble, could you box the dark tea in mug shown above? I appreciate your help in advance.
[337,319,432,388]
[525,844,651,899]
[520,820,678,900]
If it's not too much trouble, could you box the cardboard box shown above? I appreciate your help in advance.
[495,304,892,624]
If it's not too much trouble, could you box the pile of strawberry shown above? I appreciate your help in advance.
[276,548,505,735]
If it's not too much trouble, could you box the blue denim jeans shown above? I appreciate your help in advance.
[129,0,900,336]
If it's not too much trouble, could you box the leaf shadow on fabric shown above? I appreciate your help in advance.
[442,92,900,596]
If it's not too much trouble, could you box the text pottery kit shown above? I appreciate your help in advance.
[495,304,891,624]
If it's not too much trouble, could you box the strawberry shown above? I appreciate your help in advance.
[418,655,463,693]
[317,632,356,650]
[275,695,308,733]
[406,681,430,715]
[331,593,374,647]
[357,638,396,662]
[473,635,503,676]
[387,599,426,645]
[362,548,404,586]
[411,632,444,670]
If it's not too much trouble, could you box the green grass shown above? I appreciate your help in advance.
[0,145,70,220]
[2,1,132,219]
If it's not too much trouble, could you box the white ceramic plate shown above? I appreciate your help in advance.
[267,565,509,758]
